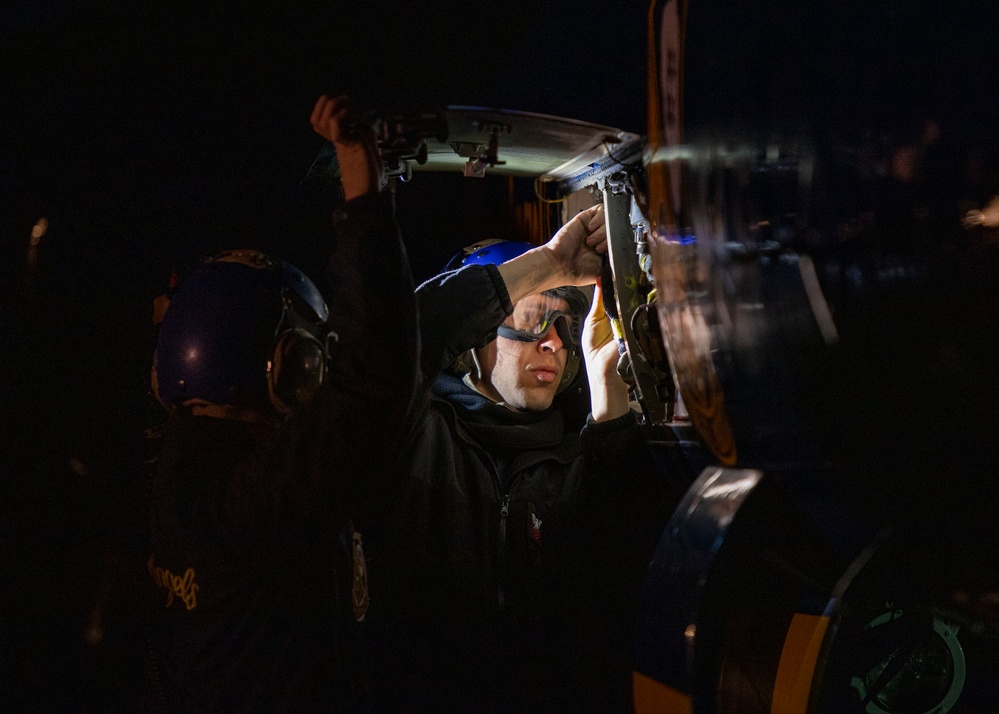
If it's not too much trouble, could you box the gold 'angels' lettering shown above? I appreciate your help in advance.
[147,555,199,611]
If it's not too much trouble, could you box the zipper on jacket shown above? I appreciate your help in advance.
[469,432,510,611]
[448,412,532,613]
[497,493,511,609]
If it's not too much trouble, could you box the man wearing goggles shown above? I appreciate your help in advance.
[496,296,581,350]
[472,282,590,413]
[365,205,679,712]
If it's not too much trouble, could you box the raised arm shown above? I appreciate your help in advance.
[496,204,629,422]
[415,205,608,382]
[496,204,607,302]
[310,94,382,201]
[309,94,419,459]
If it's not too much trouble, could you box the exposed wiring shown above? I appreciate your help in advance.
[533,177,567,204]
[602,139,643,169]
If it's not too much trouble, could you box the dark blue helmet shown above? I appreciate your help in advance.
[450,239,590,322]
[152,249,334,417]
[445,240,540,271]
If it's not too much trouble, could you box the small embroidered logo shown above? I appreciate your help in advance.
[351,531,369,622]
[529,512,542,544]
[147,555,199,611]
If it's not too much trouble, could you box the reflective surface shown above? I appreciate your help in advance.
[647,0,999,483]
[637,1,999,711]
[634,467,762,694]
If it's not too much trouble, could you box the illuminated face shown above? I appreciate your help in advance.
[475,294,571,411]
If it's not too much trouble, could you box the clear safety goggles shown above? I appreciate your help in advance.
[496,292,581,350]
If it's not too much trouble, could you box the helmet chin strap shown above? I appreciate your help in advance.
[468,347,502,403]
[470,346,486,383]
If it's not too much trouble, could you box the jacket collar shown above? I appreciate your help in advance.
[432,371,567,452]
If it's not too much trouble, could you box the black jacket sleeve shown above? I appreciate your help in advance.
[414,263,512,384]
[278,191,420,518]
[324,191,419,430]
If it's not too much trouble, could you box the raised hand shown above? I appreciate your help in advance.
[496,204,607,304]
[543,204,607,286]
[310,94,383,201]
[582,279,630,421]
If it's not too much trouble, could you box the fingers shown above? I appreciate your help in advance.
[542,204,607,283]
[584,205,608,254]
[584,203,605,228]
[310,94,350,143]
[310,94,382,200]
[588,279,607,323]
[587,224,608,254]
[583,279,616,357]
[565,204,599,232]
[310,95,334,138]
[309,95,329,132]
[574,204,602,231]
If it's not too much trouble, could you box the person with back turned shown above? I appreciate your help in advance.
[144,94,417,713]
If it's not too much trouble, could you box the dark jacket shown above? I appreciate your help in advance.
[369,263,662,713]
[146,192,418,713]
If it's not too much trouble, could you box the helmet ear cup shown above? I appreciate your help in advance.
[269,328,329,415]
[558,349,581,393]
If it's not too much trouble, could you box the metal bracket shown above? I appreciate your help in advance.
[602,184,670,424]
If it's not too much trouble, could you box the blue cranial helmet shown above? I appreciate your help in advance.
[152,249,334,417]
[446,240,541,270]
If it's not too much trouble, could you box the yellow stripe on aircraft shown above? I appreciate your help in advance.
[633,671,693,714]
[771,613,830,714]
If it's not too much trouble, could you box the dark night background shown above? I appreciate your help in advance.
[0,1,647,709]
[2,1,998,710]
